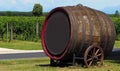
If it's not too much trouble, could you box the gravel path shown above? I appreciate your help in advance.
[0,48,119,60]
[0,48,43,54]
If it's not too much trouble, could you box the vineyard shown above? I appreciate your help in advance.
[0,16,120,42]
[111,17,120,40]
[0,16,45,41]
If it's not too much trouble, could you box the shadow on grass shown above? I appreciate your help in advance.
[35,63,74,67]
[35,64,85,69]
[35,64,50,67]
[106,48,120,63]
[35,48,120,68]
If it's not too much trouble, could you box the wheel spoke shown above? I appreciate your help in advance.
[87,58,93,62]
[88,60,93,66]
[84,45,104,67]
[95,49,100,56]
[96,53,102,57]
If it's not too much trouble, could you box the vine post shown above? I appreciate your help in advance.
[9,23,13,42]
[6,23,9,42]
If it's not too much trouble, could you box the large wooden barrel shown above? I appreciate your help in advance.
[41,4,116,60]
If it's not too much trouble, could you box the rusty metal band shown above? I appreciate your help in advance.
[107,17,116,39]
[76,5,86,55]
[102,13,115,54]
[105,14,116,40]
[89,8,103,47]
[82,6,93,47]
[99,12,109,51]
[106,15,116,38]
[65,7,79,54]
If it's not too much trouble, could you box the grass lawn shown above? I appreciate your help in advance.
[0,58,119,71]
[0,40,119,50]
[114,41,120,48]
[0,40,42,50]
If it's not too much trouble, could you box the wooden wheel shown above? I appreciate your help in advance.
[84,45,104,68]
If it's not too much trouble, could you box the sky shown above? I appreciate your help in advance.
[0,0,120,14]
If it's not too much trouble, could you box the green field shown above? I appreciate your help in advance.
[114,41,120,48]
[0,40,119,50]
[0,58,119,71]
[0,40,119,71]
[0,40,42,50]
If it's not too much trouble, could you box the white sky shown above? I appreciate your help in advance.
[0,0,120,13]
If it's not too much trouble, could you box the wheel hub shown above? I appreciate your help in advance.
[93,56,98,62]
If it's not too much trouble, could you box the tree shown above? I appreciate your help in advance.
[5,11,13,16]
[32,4,43,16]
[114,10,119,17]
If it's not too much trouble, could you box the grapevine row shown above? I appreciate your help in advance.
[0,16,120,41]
[0,16,45,41]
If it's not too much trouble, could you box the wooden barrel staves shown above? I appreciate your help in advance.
[41,4,116,62]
